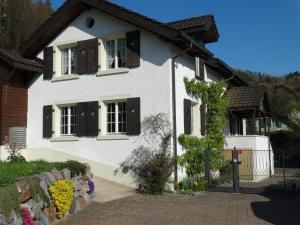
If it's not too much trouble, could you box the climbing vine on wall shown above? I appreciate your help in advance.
[178,77,229,175]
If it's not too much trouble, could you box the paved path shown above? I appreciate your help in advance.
[92,177,134,203]
[59,191,300,225]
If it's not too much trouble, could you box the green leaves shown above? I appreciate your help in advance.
[178,78,229,177]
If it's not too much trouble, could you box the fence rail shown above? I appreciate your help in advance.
[205,148,300,192]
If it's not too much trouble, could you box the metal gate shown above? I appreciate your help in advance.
[205,148,300,193]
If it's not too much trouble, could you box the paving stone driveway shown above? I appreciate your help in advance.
[59,191,300,225]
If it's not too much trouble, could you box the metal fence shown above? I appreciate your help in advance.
[205,148,300,193]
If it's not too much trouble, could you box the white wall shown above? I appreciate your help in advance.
[27,9,173,185]
[225,135,274,181]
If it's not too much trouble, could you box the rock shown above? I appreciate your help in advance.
[69,198,81,215]
[72,177,82,192]
[42,207,56,223]
[39,181,50,200]
[16,179,32,203]
[7,210,22,225]
[60,169,71,180]
[26,199,43,217]
[37,211,50,225]
[50,170,63,180]
[0,213,7,225]
[79,197,87,210]
[84,163,92,178]
[37,172,55,186]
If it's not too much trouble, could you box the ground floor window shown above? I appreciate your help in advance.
[60,106,77,135]
[107,102,127,134]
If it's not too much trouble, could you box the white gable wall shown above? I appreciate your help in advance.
[27,9,173,185]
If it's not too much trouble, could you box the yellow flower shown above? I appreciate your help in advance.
[49,180,73,218]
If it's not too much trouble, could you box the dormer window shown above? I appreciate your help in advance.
[106,38,126,69]
[60,46,77,75]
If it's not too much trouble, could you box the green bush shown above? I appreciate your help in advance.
[0,184,20,218]
[56,160,87,177]
[178,176,207,192]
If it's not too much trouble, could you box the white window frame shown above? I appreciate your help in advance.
[57,43,77,77]
[106,101,127,134]
[59,105,77,136]
[101,35,126,71]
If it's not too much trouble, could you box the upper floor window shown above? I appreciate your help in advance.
[107,101,127,134]
[106,38,126,69]
[60,105,77,135]
[61,46,77,75]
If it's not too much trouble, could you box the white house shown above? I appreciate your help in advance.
[0,0,272,186]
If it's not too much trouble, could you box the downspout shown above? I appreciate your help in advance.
[171,42,193,190]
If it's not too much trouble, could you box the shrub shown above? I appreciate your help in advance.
[2,136,25,163]
[116,114,174,194]
[49,180,73,218]
[0,184,20,218]
[57,160,87,177]
[178,176,207,192]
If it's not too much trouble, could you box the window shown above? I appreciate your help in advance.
[191,103,201,135]
[107,102,127,133]
[106,38,126,69]
[60,106,77,135]
[61,46,77,75]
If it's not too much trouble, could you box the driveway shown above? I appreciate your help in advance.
[59,190,300,225]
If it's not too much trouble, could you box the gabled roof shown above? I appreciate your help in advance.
[19,0,216,59]
[165,15,219,43]
[0,48,43,73]
[225,86,270,111]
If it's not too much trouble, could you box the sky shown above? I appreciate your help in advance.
[51,0,300,76]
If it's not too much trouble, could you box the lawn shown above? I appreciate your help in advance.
[0,160,86,187]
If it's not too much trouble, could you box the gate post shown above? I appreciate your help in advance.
[232,147,240,192]
[205,148,210,188]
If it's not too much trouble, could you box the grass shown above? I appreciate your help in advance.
[0,160,86,187]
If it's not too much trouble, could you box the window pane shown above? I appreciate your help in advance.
[117,38,126,68]
[71,47,77,74]
[118,102,127,133]
[61,49,69,75]
[106,40,115,69]
[70,106,77,134]
[61,107,69,135]
[107,103,116,133]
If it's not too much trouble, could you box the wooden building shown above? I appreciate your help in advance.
[0,49,43,145]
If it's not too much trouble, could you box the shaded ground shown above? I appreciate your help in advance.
[58,191,300,225]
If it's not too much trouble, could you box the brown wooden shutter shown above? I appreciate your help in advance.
[77,38,98,74]
[76,102,87,137]
[43,105,53,138]
[200,104,206,136]
[87,38,99,73]
[184,99,192,135]
[127,97,141,135]
[86,101,99,137]
[126,31,140,68]
[199,58,205,81]
[43,47,53,80]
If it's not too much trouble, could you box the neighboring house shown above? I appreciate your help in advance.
[0,49,43,144]
[0,0,271,185]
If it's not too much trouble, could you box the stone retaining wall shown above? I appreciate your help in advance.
[0,164,95,225]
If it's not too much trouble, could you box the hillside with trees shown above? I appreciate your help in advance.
[236,70,300,117]
[0,0,53,52]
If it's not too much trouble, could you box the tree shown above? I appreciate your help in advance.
[0,0,53,52]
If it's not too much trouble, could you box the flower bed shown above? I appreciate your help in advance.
[0,160,95,225]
